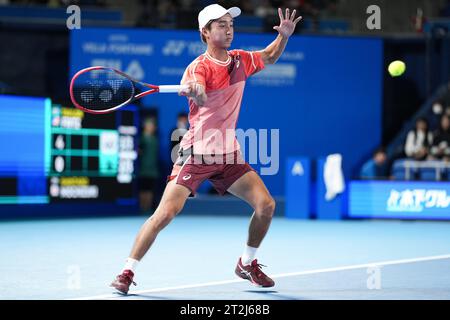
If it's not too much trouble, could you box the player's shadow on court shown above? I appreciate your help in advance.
[113,292,174,300]
[114,291,305,300]
[243,290,304,300]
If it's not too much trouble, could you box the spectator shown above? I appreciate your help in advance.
[429,114,450,161]
[138,117,160,213]
[170,112,189,162]
[404,117,433,160]
[430,100,445,130]
[360,147,390,179]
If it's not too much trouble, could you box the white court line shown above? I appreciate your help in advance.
[71,253,450,300]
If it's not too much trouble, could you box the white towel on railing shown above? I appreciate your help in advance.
[324,154,345,201]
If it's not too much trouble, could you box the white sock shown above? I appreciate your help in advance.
[241,245,258,266]
[122,258,139,274]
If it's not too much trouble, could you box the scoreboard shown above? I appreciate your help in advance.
[0,94,139,205]
[49,104,139,202]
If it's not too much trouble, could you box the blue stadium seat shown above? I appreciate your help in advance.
[417,161,448,181]
[392,168,406,180]
[392,159,406,180]
[392,159,407,180]
[419,167,437,180]
[391,159,420,180]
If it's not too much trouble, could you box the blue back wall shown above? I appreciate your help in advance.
[71,28,383,196]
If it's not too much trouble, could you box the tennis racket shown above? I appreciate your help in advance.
[69,66,189,114]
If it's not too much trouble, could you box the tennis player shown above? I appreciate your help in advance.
[111,3,302,294]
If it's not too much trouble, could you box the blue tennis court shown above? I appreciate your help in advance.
[1,214,449,300]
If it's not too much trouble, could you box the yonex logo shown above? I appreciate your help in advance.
[162,40,205,56]
[163,41,187,56]
[182,174,192,181]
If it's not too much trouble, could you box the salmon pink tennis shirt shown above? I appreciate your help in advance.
[179,49,265,155]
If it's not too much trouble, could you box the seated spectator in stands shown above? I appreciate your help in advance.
[360,147,389,179]
[429,114,450,161]
[404,117,433,160]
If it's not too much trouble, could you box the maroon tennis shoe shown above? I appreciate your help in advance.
[110,269,136,294]
[235,258,275,287]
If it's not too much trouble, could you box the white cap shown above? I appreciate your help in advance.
[198,4,241,31]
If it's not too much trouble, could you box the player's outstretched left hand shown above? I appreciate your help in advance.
[273,8,303,38]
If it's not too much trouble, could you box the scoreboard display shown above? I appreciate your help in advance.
[49,104,139,202]
[0,94,139,205]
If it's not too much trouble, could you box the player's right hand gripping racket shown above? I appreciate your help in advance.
[69,66,189,114]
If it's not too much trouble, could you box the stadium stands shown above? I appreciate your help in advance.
[392,159,450,181]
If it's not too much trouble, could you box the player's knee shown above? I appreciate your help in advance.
[159,203,183,224]
[256,197,276,218]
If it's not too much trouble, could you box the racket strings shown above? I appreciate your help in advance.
[72,69,134,111]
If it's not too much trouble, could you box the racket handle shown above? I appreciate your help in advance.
[158,85,189,93]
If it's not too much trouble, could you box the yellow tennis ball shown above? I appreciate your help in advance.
[388,60,406,77]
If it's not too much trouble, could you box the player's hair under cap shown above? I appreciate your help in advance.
[198,4,241,31]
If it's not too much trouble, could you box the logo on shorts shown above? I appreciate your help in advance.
[182,174,192,181]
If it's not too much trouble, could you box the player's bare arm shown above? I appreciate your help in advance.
[260,8,302,65]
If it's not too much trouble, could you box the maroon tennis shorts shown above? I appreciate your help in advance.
[167,148,255,196]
